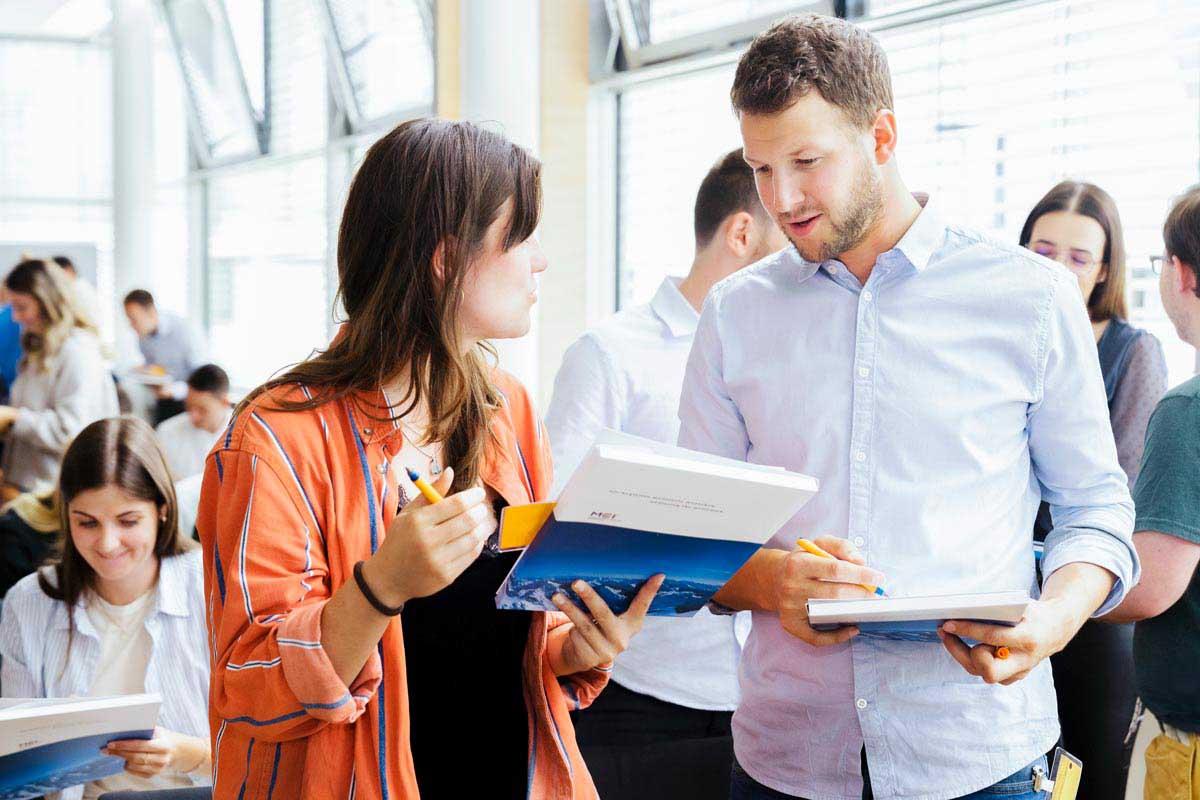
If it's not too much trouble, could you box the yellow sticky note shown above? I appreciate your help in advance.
[498,502,556,551]
[1050,749,1082,800]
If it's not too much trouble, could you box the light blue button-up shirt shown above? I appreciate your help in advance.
[677,198,1138,800]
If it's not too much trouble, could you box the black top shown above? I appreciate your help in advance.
[0,509,55,598]
[402,546,532,799]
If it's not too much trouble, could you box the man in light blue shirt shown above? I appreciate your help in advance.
[680,14,1139,800]
[547,149,787,800]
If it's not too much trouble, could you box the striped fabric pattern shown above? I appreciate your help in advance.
[198,371,609,799]
[0,549,212,800]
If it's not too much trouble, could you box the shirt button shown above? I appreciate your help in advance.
[862,290,874,303]
[858,367,869,378]
[856,698,869,710]
[853,536,866,547]
[855,451,866,463]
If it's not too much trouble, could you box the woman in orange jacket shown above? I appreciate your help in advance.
[197,118,662,799]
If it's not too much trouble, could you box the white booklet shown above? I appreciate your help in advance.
[807,591,1031,642]
[0,693,161,800]
[496,430,819,617]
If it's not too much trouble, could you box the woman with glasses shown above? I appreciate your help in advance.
[1019,180,1167,800]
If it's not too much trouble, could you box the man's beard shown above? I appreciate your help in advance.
[788,158,884,264]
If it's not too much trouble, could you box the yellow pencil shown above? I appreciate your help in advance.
[406,468,444,505]
[795,538,886,597]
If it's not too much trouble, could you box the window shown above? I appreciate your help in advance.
[206,157,329,389]
[317,0,436,129]
[613,0,1199,383]
[0,38,113,306]
[162,0,266,164]
[617,66,740,307]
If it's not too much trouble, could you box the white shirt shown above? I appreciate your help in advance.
[677,197,1136,799]
[156,410,230,481]
[0,550,213,800]
[83,589,192,799]
[545,276,749,711]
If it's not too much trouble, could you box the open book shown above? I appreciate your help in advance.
[0,693,160,800]
[807,591,1031,642]
[495,431,818,617]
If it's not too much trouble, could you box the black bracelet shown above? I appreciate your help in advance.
[353,560,404,616]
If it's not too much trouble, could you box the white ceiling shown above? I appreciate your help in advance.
[0,0,112,37]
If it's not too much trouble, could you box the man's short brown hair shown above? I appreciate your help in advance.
[730,13,893,129]
[1164,185,1200,298]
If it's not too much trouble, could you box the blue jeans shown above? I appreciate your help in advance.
[729,756,1050,800]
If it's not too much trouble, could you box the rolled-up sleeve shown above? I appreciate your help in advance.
[1029,274,1138,614]
[677,289,750,460]
[200,448,380,742]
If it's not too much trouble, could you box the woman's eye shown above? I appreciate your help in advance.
[76,520,98,529]
[796,158,819,168]
[120,518,142,528]
[754,165,771,175]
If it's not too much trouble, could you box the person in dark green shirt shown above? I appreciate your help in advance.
[1106,185,1200,796]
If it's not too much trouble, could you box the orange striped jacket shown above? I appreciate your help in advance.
[197,370,608,799]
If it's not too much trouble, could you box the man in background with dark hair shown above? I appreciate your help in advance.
[124,288,203,424]
[545,148,787,800]
[679,13,1138,800]
[155,363,232,481]
[1105,186,1200,797]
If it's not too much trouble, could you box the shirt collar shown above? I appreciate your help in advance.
[649,277,699,338]
[792,192,944,284]
[50,553,193,630]
[889,193,943,273]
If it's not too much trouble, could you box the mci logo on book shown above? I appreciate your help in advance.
[589,510,618,521]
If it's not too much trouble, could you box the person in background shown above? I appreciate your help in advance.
[681,15,1138,799]
[0,489,59,597]
[1105,185,1200,799]
[0,283,22,404]
[0,260,118,496]
[51,255,106,342]
[0,416,212,800]
[1017,180,1168,800]
[154,364,232,481]
[198,118,661,800]
[545,148,788,800]
[123,290,202,425]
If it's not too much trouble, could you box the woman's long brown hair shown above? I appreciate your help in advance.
[239,118,542,491]
[4,258,102,372]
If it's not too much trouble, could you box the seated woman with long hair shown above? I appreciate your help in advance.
[198,118,662,800]
[0,259,118,496]
[0,416,212,800]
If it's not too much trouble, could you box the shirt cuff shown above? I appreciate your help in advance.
[277,602,382,724]
[1041,531,1139,616]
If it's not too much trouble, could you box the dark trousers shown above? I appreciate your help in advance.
[572,681,735,800]
[1049,618,1141,800]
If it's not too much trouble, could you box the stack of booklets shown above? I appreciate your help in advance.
[495,430,819,617]
[0,694,160,800]
[807,591,1031,642]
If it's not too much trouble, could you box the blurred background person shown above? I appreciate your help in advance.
[154,363,231,481]
[123,289,203,425]
[0,259,117,497]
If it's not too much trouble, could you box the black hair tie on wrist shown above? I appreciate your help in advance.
[353,560,404,616]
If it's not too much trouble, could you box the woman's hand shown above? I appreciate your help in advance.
[550,575,665,675]
[362,467,494,607]
[104,727,209,777]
